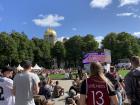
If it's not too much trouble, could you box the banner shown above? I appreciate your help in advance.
[83,49,111,64]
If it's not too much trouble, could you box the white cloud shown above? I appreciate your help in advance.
[127,6,139,12]
[116,12,140,18]
[90,0,112,8]
[32,14,64,27]
[132,14,140,18]
[116,12,134,16]
[95,36,104,43]
[72,28,77,31]
[57,36,69,42]
[133,32,140,37]
[119,0,140,6]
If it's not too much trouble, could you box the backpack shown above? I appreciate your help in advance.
[86,76,110,105]
[132,75,140,103]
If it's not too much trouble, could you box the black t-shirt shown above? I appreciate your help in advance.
[106,73,123,90]
[80,79,116,96]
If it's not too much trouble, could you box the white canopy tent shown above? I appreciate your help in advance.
[32,64,42,70]
[17,64,24,71]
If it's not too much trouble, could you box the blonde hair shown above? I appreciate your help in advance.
[90,62,113,88]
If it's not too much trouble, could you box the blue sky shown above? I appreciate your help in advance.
[0,0,140,42]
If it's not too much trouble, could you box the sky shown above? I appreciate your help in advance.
[0,0,140,42]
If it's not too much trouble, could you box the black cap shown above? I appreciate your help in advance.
[1,66,13,73]
[21,60,32,69]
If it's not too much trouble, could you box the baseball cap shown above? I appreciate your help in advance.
[1,66,13,73]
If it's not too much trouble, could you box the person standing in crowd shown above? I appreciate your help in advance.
[0,66,15,105]
[105,66,124,105]
[124,56,140,105]
[80,62,118,105]
[13,60,40,105]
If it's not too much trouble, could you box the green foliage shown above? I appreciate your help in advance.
[52,41,65,68]
[65,36,84,67]
[0,30,140,68]
[32,37,51,68]
[82,34,99,53]
[102,32,140,63]
[118,69,129,78]
[64,35,98,68]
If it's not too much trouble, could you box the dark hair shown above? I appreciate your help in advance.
[1,66,13,73]
[110,66,116,72]
[21,60,32,69]
[42,80,47,86]
[56,81,59,85]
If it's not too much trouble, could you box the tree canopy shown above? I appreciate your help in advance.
[0,31,140,68]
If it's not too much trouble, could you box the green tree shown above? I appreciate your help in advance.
[65,36,83,67]
[82,34,99,53]
[32,37,51,68]
[0,32,18,67]
[102,32,140,63]
[52,41,65,68]
[10,31,33,64]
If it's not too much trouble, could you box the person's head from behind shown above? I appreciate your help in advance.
[72,81,77,86]
[1,66,13,78]
[90,62,103,76]
[56,81,59,85]
[90,62,113,88]
[21,60,32,70]
[130,56,140,68]
[42,80,47,86]
[110,66,116,73]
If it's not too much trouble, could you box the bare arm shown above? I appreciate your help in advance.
[13,85,16,96]
[80,94,86,105]
[110,95,119,105]
[33,82,40,95]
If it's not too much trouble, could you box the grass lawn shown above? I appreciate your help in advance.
[49,69,129,79]
[49,72,77,79]
[49,74,64,79]
[118,69,129,78]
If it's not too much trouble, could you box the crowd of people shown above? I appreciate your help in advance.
[0,56,140,105]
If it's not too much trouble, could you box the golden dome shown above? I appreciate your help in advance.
[45,28,57,36]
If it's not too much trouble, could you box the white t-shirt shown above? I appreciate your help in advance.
[65,73,69,79]
[14,72,40,105]
[0,77,15,105]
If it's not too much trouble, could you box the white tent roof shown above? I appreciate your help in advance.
[33,64,42,70]
[17,64,24,71]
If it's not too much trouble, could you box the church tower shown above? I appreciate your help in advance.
[44,28,57,46]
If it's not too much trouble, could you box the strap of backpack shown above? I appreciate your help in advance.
[131,71,140,103]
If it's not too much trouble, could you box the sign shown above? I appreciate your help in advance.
[83,49,111,64]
